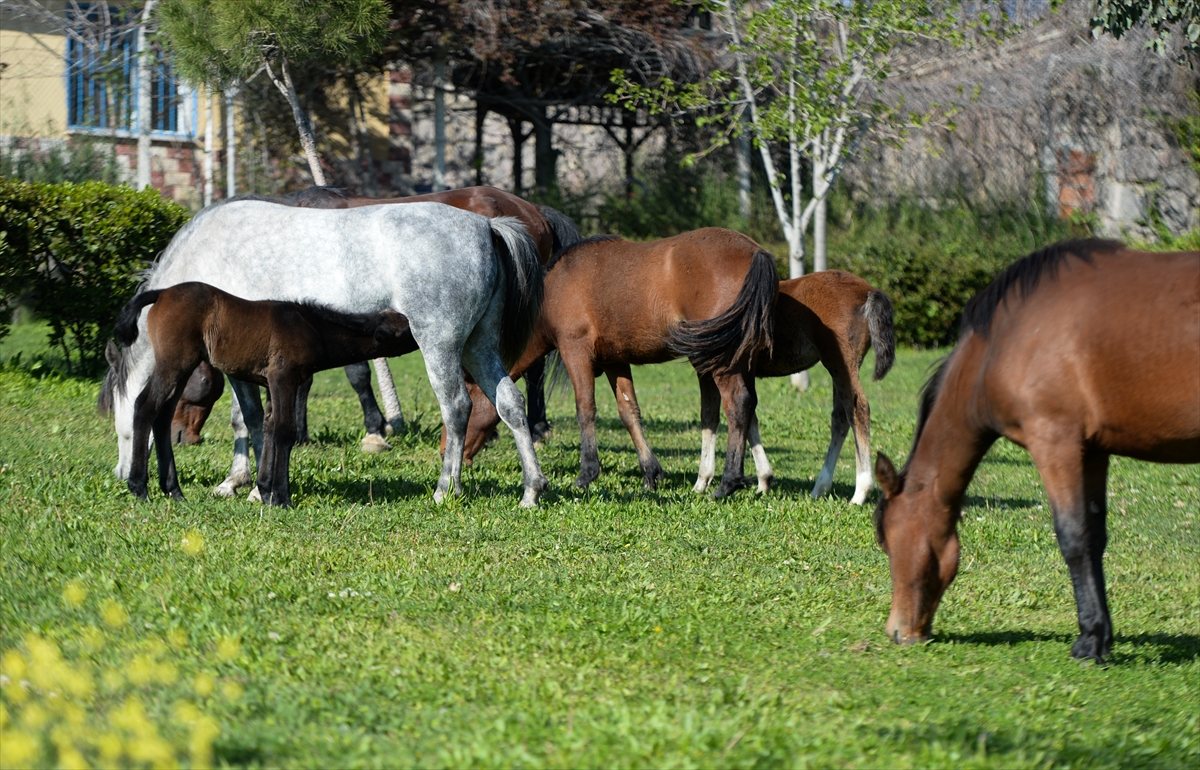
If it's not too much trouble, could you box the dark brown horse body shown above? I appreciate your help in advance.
[873,239,1200,662]
[462,228,778,498]
[709,270,894,503]
[169,186,575,447]
[114,282,413,507]
[170,360,223,445]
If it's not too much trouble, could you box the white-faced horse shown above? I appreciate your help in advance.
[101,199,548,507]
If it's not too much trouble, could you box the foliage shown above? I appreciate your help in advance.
[611,0,985,273]
[158,0,390,89]
[0,179,189,373]
[0,345,1197,766]
[0,138,123,186]
[1091,0,1200,62]
[1168,88,1200,173]
[826,195,1076,347]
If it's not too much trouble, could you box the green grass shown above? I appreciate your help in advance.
[1,326,1197,768]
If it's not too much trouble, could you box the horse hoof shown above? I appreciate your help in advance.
[385,417,405,437]
[530,422,552,443]
[757,474,773,494]
[360,434,392,453]
[213,482,237,498]
[247,487,263,503]
[1070,635,1110,664]
[693,477,712,493]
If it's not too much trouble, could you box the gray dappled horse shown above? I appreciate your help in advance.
[101,199,548,507]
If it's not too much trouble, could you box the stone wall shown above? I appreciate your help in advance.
[842,6,1199,239]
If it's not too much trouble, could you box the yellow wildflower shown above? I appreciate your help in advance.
[101,601,128,629]
[181,530,205,557]
[220,680,244,702]
[192,673,215,699]
[62,581,87,609]
[215,636,241,662]
[0,730,40,767]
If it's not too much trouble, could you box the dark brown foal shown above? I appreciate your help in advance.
[112,282,413,507]
[170,360,223,445]
[467,229,778,498]
[726,270,894,503]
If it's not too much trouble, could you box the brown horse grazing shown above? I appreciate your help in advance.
[167,186,578,448]
[873,239,1199,663]
[463,229,778,498]
[170,360,223,445]
[112,282,414,507]
[695,270,894,503]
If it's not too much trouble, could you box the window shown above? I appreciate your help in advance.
[65,7,192,137]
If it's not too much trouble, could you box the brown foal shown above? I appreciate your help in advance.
[461,228,779,499]
[714,270,895,503]
[113,282,413,507]
[873,239,1199,662]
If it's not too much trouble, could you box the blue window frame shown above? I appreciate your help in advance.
[65,7,193,137]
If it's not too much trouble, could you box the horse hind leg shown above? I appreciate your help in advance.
[152,378,187,500]
[746,410,773,494]
[693,374,721,493]
[847,377,874,505]
[463,338,547,507]
[604,364,663,491]
[811,368,853,501]
[711,371,756,500]
[257,375,300,507]
[421,341,473,504]
[215,379,262,498]
[128,376,171,499]
[524,356,551,443]
[1030,438,1113,662]
[345,361,393,453]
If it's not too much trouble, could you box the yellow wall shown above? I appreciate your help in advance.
[1,29,69,136]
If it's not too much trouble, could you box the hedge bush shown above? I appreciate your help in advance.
[828,197,1078,347]
[0,179,190,373]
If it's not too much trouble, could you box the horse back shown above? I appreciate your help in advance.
[982,248,1200,462]
[544,228,765,363]
[758,271,878,377]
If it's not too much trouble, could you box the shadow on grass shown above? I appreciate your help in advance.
[937,630,1200,665]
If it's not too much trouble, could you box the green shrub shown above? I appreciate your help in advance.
[827,196,1076,347]
[0,179,190,373]
[0,136,124,185]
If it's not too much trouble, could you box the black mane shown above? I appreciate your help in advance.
[960,238,1122,339]
[543,234,622,273]
[296,301,386,336]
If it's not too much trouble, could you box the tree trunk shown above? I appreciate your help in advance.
[203,93,214,206]
[135,0,156,190]
[265,54,326,186]
[434,53,446,191]
[736,130,751,223]
[508,116,526,197]
[813,143,827,272]
[532,107,557,198]
[225,87,236,198]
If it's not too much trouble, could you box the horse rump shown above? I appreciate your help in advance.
[666,249,779,375]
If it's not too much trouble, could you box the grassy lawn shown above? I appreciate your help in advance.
[1,324,1196,768]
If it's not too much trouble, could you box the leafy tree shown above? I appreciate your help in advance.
[158,0,389,185]
[1090,0,1199,62]
[612,1,985,280]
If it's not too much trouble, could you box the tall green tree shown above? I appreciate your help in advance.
[613,1,979,280]
[158,0,389,185]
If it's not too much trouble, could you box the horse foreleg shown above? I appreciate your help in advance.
[693,374,721,493]
[152,381,185,500]
[345,362,392,453]
[215,379,262,498]
[746,410,772,494]
[604,364,663,491]
[128,381,166,500]
[463,342,547,508]
[524,356,551,443]
[1031,441,1113,663]
[423,348,472,504]
[293,375,313,446]
[712,371,756,500]
[258,376,299,508]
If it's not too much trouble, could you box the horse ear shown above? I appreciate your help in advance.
[105,340,120,366]
[875,453,901,498]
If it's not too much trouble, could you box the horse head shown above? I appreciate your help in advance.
[873,452,961,647]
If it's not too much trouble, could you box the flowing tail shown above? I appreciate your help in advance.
[488,217,545,368]
[864,289,895,381]
[667,249,779,375]
[537,205,583,255]
[113,290,162,347]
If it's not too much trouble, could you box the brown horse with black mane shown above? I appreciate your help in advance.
[460,228,778,499]
[113,282,413,507]
[873,239,1199,663]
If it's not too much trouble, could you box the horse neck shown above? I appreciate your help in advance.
[905,340,998,512]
